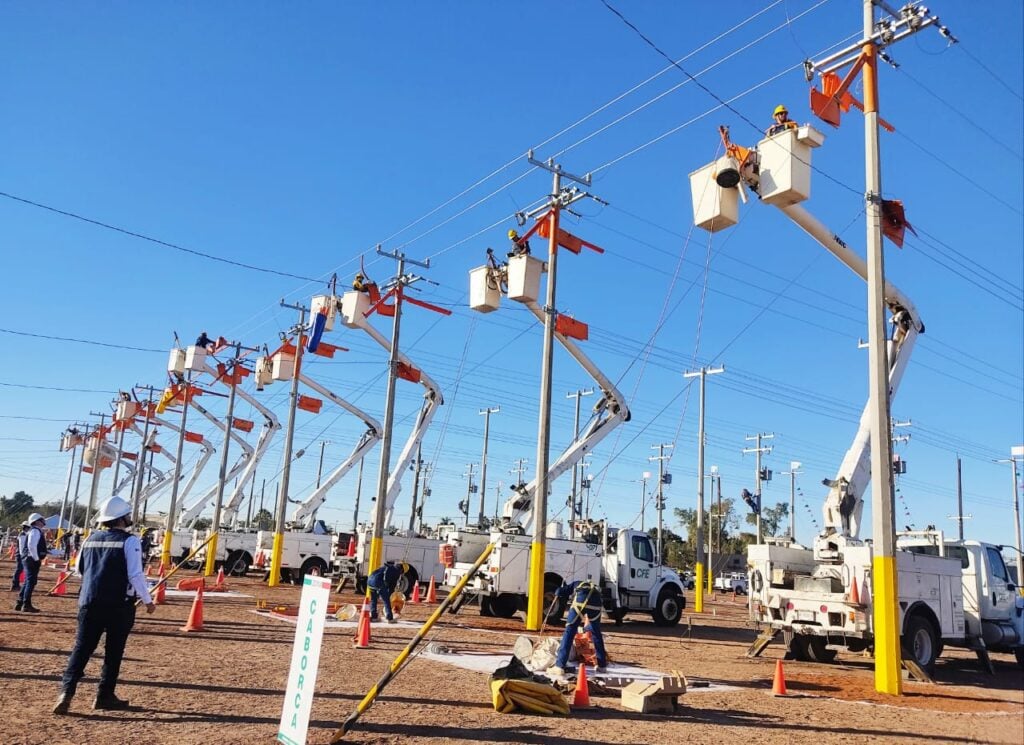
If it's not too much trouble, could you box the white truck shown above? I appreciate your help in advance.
[443,240,685,626]
[690,122,1024,671]
[714,572,748,595]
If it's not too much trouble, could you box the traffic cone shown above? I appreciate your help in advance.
[772,659,788,696]
[154,566,167,605]
[216,567,227,586]
[5,544,14,559]
[145,563,152,577]
[346,537,356,558]
[254,551,265,569]
[849,573,861,605]
[426,575,438,603]
[181,583,205,632]
[410,580,422,604]
[54,571,68,596]
[572,664,591,708]
[353,600,371,649]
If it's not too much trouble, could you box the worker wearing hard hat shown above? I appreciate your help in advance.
[15,513,47,613]
[366,561,409,624]
[9,521,29,593]
[548,579,608,678]
[766,104,799,137]
[53,496,156,715]
[507,229,531,258]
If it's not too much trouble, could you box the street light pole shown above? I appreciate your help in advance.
[478,406,500,528]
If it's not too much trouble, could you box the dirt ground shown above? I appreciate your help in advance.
[1,557,1021,745]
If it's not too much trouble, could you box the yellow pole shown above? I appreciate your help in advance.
[861,0,901,695]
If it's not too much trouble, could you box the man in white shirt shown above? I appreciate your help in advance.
[53,497,156,714]
[16,513,47,612]
[9,521,28,592]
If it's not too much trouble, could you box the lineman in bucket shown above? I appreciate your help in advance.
[549,579,608,677]
[53,496,156,715]
[367,560,408,624]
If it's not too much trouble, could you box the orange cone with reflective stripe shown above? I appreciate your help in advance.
[772,659,788,696]
[346,537,357,558]
[54,571,68,596]
[849,573,861,605]
[572,664,591,708]
[354,600,371,648]
[410,580,422,604]
[426,575,438,603]
[181,583,205,632]
[154,566,167,605]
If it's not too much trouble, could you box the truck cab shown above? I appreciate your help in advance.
[604,528,686,626]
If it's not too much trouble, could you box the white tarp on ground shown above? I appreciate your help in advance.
[161,588,253,599]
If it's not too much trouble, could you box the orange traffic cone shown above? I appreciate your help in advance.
[772,659,788,696]
[5,544,14,559]
[426,575,438,603]
[572,664,591,708]
[849,574,861,605]
[181,583,205,632]
[353,600,371,649]
[145,563,152,577]
[154,566,167,605]
[346,537,356,558]
[216,567,226,585]
[410,580,422,604]
[254,551,266,569]
[54,571,68,596]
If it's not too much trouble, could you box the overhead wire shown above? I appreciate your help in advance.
[0,327,165,353]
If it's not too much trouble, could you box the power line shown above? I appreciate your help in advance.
[0,382,118,394]
[0,327,166,353]
[956,43,1024,102]
[0,191,325,283]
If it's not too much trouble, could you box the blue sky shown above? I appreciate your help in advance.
[1,2,1021,558]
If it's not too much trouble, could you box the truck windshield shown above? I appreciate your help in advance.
[986,547,1009,582]
[632,535,654,563]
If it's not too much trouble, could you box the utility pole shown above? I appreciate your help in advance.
[67,424,90,531]
[258,478,266,528]
[684,365,724,612]
[639,471,651,531]
[141,449,155,523]
[566,389,593,536]
[525,153,593,632]
[129,386,157,524]
[704,465,722,596]
[804,0,952,695]
[407,443,423,534]
[649,444,673,581]
[57,425,84,540]
[462,463,476,526]
[743,432,774,543]
[368,247,434,578]
[245,476,255,529]
[269,304,307,588]
[997,446,1024,579]
[415,462,432,534]
[84,412,108,535]
[160,374,192,568]
[478,406,500,528]
[205,341,257,577]
[954,455,965,542]
[582,464,594,521]
[510,457,528,486]
[316,440,331,488]
[781,461,803,542]
[494,479,503,521]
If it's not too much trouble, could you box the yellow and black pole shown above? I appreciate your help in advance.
[160,375,192,569]
[329,541,495,742]
[269,309,306,587]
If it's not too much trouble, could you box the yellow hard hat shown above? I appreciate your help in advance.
[400,561,410,574]
[773,104,788,116]
[508,229,519,240]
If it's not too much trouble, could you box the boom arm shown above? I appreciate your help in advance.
[776,203,923,541]
[288,374,382,529]
[501,301,631,530]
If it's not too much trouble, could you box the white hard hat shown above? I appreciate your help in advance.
[95,496,132,524]
[27,512,45,525]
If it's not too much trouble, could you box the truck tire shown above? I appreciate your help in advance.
[544,577,565,624]
[1015,647,1024,669]
[652,587,683,627]
[806,636,838,664]
[396,566,419,598]
[490,593,519,619]
[224,550,251,577]
[611,607,628,626]
[299,557,329,582]
[787,634,811,662]
[904,614,939,673]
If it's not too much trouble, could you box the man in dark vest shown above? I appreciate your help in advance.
[367,560,407,623]
[16,513,47,612]
[9,521,29,592]
[53,496,155,714]
[549,579,608,677]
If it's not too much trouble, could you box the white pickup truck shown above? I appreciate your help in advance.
[714,572,749,594]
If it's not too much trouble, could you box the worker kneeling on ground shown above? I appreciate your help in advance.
[367,561,407,624]
[53,496,156,715]
[549,579,607,677]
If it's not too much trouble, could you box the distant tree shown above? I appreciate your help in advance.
[192,518,212,531]
[746,501,790,537]
[1,491,35,527]
[252,509,274,530]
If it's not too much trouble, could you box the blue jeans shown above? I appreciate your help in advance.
[368,579,393,621]
[18,558,40,607]
[555,608,607,668]
[61,603,137,697]
[11,554,23,589]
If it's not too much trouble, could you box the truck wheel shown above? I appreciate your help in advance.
[355,575,367,594]
[490,594,519,619]
[806,636,837,664]
[299,557,329,581]
[479,596,494,617]
[225,551,250,577]
[1015,647,1024,669]
[787,634,811,662]
[611,607,627,626]
[904,614,938,673]
[652,587,683,626]
[396,567,419,598]
[543,578,565,624]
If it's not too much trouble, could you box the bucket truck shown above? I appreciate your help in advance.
[442,243,687,626]
[690,124,1023,671]
[251,338,381,581]
[164,346,281,572]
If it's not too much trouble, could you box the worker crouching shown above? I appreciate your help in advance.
[367,561,407,624]
[549,580,608,677]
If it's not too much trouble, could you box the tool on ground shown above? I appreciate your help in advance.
[490,657,569,716]
[328,541,495,742]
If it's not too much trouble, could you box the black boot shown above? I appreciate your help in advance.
[53,692,73,715]
[93,692,130,710]
[14,601,23,611]
[21,604,40,613]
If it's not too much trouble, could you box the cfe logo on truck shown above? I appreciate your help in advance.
[277,574,332,745]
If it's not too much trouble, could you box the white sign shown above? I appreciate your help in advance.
[277,575,332,745]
